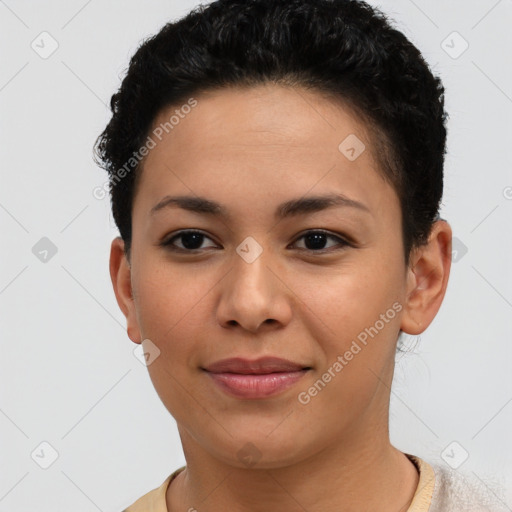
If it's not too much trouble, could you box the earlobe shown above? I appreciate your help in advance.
[400,221,452,335]
[109,237,142,344]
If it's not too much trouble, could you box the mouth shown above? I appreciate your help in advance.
[202,357,312,399]
[203,356,311,374]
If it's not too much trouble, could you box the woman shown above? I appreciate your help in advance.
[94,0,507,510]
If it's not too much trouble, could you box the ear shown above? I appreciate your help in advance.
[109,237,142,344]
[400,220,452,335]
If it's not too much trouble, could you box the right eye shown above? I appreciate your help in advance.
[161,230,219,252]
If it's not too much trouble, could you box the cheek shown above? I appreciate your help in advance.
[300,261,402,346]
[293,270,402,434]
[134,261,207,340]
[132,264,213,396]
[134,267,210,420]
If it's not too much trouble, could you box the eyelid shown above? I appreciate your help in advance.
[291,229,351,245]
[161,229,352,253]
[290,230,352,254]
[162,229,217,250]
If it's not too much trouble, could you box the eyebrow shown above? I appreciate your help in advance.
[150,193,371,219]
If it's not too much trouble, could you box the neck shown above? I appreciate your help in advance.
[167,424,419,512]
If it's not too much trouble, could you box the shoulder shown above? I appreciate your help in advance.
[427,460,509,512]
[122,466,186,512]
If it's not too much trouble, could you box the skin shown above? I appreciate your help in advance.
[110,84,452,512]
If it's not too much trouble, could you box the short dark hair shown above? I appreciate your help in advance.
[94,0,448,265]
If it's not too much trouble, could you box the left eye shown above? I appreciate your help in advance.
[292,230,349,252]
[161,230,349,253]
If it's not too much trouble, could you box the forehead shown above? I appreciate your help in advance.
[149,84,372,157]
[133,84,398,223]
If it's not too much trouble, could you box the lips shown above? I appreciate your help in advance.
[202,357,311,399]
[203,356,310,374]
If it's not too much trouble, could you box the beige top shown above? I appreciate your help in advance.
[123,453,435,512]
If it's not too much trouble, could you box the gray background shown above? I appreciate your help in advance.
[1,0,511,510]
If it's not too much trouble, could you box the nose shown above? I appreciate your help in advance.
[216,247,293,334]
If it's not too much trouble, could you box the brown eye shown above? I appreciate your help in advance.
[292,230,350,252]
[161,229,351,254]
[162,230,217,252]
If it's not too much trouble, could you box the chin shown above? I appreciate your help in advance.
[205,430,313,470]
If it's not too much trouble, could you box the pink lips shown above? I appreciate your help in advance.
[203,357,311,399]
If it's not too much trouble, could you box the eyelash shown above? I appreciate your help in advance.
[160,229,352,254]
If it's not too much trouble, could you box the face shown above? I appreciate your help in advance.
[110,84,451,468]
